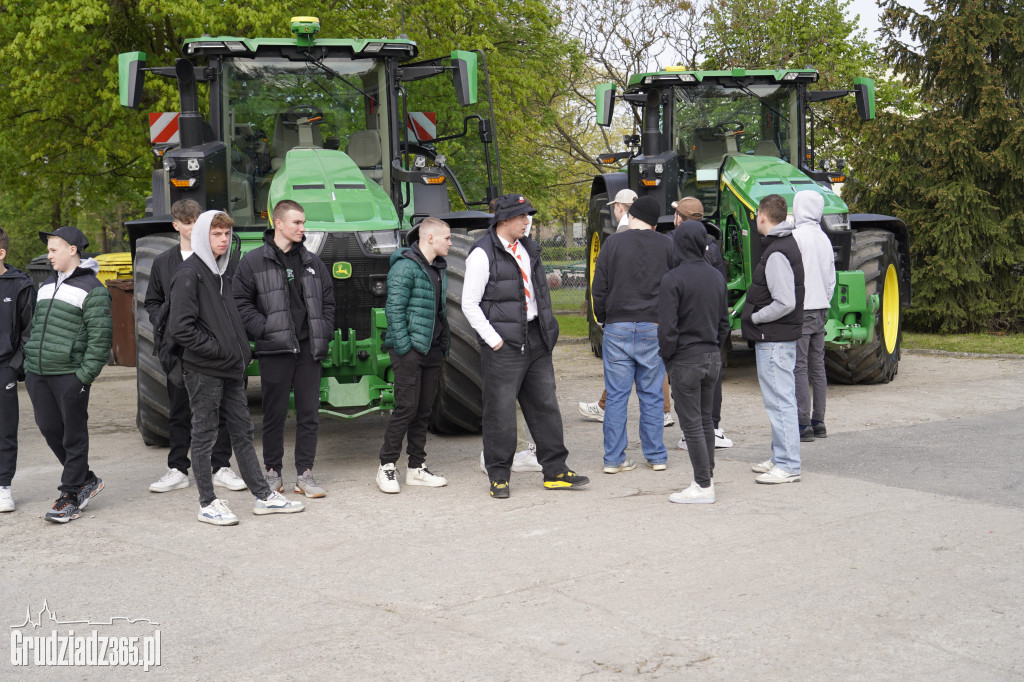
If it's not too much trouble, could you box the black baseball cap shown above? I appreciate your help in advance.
[39,226,89,253]
[490,193,537,226]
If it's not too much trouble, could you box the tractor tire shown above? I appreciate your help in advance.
[133,234,178,447]
[429,232,484,434]
[584,192,616,357]
[825,229,903,384]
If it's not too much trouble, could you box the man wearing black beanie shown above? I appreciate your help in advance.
[591,196,675,474]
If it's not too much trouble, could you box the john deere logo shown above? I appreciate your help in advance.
[333,262,352,279]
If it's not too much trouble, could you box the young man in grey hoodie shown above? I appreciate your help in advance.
[168,210,305,525]
[742,194,805,484]
[791,190,836,442]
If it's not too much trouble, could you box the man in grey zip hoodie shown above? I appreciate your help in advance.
[169,210,305,525]
[792,190,836,441]
[741,194,805,484]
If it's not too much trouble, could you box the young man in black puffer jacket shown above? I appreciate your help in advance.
[234,200,334,498]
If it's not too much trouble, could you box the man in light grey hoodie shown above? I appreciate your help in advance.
[792,191,836,442]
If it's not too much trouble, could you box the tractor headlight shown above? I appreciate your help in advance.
[822,213,850,231]
[355,229,401,255]
[303,231,326,255]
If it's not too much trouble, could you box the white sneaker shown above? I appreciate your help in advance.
[669,480,716,504]
[715,428,733,448]
[677,437,688,451]
[253,490,306,514]
[577,401,604,422]
[755,465,801,484]
[751,458,774,474]
[603,458,637,474]
[645,460,667,471]
[407,466,448,487]
[149,468,189,493]
[198,498,238,525]
[663,412,675,427]
[213,467,247,491]
[377,463,400,494]
[512,444,543,472]
[0,486,14,512]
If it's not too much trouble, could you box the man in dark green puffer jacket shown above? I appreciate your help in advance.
[24,226,112,523]
[376,218,451,494]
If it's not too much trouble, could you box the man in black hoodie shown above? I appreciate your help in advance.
[234,200,334,498]
[658,220,730,504]
[0,227,35,512]
[592,196,675,474]
[169,210,305,525]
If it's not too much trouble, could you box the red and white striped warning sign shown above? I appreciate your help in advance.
[149,112,180,144]
[406,112,437,142]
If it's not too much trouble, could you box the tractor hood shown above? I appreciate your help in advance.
[720,155,848,216]
[267,148,400,231]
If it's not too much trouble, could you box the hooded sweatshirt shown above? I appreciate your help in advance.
[792,190,837,311]
[168,211,252,379]
[24,258,111,384]
[658,221,730,361]
[0,265,35,373]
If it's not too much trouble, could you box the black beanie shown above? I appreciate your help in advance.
[627,196,660,228]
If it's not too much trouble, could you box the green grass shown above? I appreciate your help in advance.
[556,314,589,337]
[902,332,1024,355]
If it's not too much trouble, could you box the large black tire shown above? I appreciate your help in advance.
[134,234,178,446]
[825,229,903,384]
[429,232,484,434]
[584,192,616,357]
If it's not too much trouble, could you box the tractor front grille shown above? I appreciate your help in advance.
[318,232,392,340]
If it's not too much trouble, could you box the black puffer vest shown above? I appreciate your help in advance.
[741,232,805,342]
[470,229,559,351]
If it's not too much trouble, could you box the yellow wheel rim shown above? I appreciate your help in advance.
[882,264,899,354]
[588,231,601,316]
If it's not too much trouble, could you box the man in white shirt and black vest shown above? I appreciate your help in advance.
[462,193,590,498]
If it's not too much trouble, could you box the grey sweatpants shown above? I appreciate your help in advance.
[795,309,828,425]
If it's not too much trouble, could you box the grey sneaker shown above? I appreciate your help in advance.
[0,486,13,512]
[265,469,283,493]
[294,469,327,498]
[77,477,104,510]
[253,491,305,515]
[603,458,637,474]
[44,493,81,523]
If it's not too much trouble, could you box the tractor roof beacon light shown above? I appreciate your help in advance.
[290,16,320,47]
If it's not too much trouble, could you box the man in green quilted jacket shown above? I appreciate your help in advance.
[24,226,112,523]
[376,218,452,494]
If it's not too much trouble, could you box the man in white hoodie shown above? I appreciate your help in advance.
[791,191,836,442]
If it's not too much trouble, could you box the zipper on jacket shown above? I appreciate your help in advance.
[36,277,66,374]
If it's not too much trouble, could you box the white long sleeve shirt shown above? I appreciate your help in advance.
[462,234,537,349]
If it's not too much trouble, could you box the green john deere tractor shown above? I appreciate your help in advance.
[119,17,495,446]
[586,68,910,384]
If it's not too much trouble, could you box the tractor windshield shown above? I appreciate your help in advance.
[673,83,798,169]
[221,56,390,225]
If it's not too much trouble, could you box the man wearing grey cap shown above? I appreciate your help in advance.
[462,193,590,498]
[608,189,638,232]
[24,226,112,523]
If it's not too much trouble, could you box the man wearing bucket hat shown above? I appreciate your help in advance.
[24,226,112,523]
[462,193,590,498]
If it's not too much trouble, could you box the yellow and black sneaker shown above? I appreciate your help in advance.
[489,479,510,499]
[543,469,590,490]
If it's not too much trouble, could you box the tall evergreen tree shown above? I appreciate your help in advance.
[846,0,1024,332]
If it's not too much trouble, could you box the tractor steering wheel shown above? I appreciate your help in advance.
[712,120,745,138]
[282,105,324,124]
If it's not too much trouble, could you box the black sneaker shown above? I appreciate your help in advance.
[812,421,827,438]
[489,479,510,499]
[44,493,81,524]
[543,469,590,490]
[77,477,104,510]
[799,425,815,442]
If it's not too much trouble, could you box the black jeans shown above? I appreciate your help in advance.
[183,370,271,507]
[480,320,569,481]
[166,379,232,475]
[0,366,19,486]
[379,346,444,468]
[668,352,721,488]
[25,372,98,493]
[259,343,322,475]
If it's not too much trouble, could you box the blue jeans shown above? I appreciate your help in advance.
[602,322,667,466]
[754,341,801,474]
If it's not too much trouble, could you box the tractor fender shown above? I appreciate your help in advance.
[849,214,911,306]
[590,172,630,205]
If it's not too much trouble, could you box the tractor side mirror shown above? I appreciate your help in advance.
[450,50,478,107]
[595,83,616,127]
[118,51,147,109]
[853,77,875,122]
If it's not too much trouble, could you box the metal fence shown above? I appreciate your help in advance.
[538,242,587,315]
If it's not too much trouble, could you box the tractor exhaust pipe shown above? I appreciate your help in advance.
[175,59,204,149]
[642,90,662,156]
